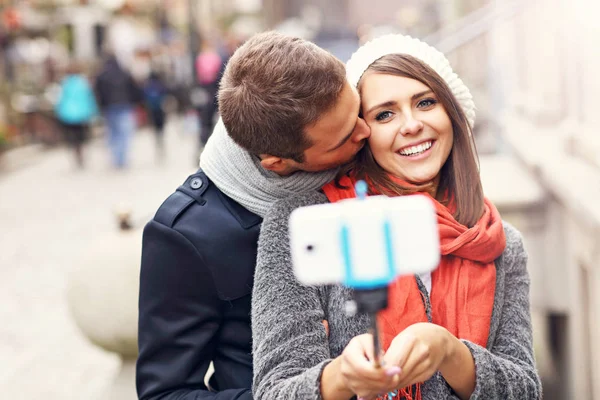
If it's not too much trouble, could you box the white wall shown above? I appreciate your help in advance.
[488,0,600,398]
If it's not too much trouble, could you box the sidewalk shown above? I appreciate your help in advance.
[0,119,199,399]
[0,143,49,174]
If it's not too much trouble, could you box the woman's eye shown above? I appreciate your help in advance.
[375,111,393,121]
[417,98,437,108]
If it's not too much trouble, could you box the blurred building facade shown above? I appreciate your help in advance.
[489,1,600,398]
[263,0,441,37]
[439,0,600,399]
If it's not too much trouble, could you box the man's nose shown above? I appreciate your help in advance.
[351,118,371,142]
[400,116,424,135]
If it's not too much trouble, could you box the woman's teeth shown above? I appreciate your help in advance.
[399,141,433,156]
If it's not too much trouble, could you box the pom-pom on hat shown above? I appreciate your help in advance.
[346,34,476,129]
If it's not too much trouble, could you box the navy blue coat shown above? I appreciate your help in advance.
[137,170,261,400]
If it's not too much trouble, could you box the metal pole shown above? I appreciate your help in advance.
[188,0,197,82]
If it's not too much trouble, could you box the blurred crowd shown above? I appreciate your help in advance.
[0,2,246,170]
[51,33,238,169]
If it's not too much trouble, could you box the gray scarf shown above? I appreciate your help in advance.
[199,119,338,217]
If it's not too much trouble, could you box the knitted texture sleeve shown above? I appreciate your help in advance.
[458,223,543,399]
[251,191,333,400]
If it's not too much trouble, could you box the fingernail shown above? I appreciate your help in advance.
[385,366,402,376]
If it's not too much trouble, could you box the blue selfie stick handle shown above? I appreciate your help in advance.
[340,180,396,290]
[351,180,385,368]
[355,180,368,200]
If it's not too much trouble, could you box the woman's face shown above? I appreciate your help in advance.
[360,72,453,187]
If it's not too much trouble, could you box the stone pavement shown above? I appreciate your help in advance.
[0,119,199,399]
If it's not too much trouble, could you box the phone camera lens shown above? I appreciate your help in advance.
[306,245,314,252]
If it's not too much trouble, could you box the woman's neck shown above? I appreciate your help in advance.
[421,175,441,199]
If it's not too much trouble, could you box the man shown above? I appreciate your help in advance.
[136,31,369,400]
[95,54,143,169]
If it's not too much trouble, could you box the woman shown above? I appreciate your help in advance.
[194,37,225,147]
[251,34,541,400]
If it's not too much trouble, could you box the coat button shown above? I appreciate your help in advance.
[190,177,203,190]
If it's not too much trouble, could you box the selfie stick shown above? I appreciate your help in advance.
[342,180,391,368]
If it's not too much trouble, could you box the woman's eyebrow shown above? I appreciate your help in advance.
[364,90,434,116]
[412,90,433,100]
[364,101,396,116]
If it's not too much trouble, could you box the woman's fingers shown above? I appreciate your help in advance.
[389,324,449,388]
[344,334,375,371]
[389,339,442,389]
[345,324,450,397]
[341,334,404,398]
[349,335,404,379]
[401,341,431,379]
[343,336,388,384]
[383,331,417,371]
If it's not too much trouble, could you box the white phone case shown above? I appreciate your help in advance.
[289,195,440,286]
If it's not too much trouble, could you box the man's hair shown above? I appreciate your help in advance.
[218,31,346,162]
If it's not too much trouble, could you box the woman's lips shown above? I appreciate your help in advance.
[397,140,435,159]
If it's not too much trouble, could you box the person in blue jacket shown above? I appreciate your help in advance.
[54,63,98,168]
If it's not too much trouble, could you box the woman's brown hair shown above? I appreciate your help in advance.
[342,54,484,227]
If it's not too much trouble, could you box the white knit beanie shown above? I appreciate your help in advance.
[346,34,476,129]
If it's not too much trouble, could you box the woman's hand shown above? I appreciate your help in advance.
[322,325,474,400]
[336,334,404,400]
[382,322,452,389]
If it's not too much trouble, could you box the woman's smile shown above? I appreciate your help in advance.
[396,139,435,159]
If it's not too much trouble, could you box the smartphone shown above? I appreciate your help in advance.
[289,194,440,288]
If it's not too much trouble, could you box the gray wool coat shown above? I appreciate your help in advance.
[251,192,542,400]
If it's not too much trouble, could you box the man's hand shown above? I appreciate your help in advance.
[323,320,330,337]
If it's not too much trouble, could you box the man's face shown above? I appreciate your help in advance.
[289,82,371,172]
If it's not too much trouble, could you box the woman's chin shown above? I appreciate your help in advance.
[400,174,438,186]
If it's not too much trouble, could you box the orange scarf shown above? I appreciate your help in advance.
[322,175,506,400]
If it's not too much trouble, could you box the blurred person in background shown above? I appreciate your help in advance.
[94,54,143,169]
[54,62,98,168]
[136,31,370,400]
[194,36,226,148]
[143,70,168,161]
[220,31,244,66]
[168,40,194,116]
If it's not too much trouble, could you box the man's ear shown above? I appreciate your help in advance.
[259,155,294,175]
